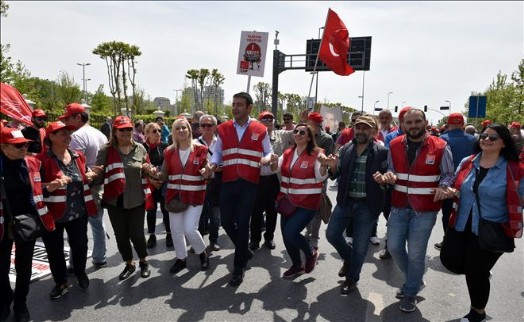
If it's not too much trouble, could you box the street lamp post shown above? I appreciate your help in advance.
[374,100,380,113]
[387,91,393,109]
[77,63,91,102]
[173,89,182,115]
[358,95,364,113]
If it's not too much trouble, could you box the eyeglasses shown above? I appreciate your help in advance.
[293,129,307,136]
[261,118,274,123]
[13,142,29,149]
[150,129,162,133]
[117,128,133,132]
[200,124,214,128]
[175,126,188,131]
[479,133,500,141]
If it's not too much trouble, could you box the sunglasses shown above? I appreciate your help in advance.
[200,124,214,128]
[118,128,133,132]
[479,133,500,141]
[13,142,29,149]
[261,118,274,123]
[175,126,188,131]
[150,129,162,133]
[293,129,307,136]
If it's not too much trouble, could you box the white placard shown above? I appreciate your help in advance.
[236,31,269,77]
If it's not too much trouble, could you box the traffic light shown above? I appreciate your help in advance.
[394,106,398,112]
[424,105,428,112]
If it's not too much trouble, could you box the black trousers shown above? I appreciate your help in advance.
[42,215,88,286]
[440,226,502,309]
[0,232,35,308]
[107,204,148,262]
[440,198,453,232]
[146,188,170,234]
[250,174,280,244]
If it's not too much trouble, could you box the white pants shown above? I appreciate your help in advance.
[169,205,206,260]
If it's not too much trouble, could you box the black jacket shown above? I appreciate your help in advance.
[330,140,388,216]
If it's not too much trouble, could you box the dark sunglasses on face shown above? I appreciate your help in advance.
[150,129,162,133]
[200,124,214,128]
[261,118,274,122]
[479,133,500,141]
[118,128,133,132]
[293,129,307,136]
[13,142,29,149]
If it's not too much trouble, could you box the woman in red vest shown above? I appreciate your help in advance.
[38,121,99,300]
[1,128,55,322]
[440,124,524,322]
[155,117,210,274]
[273,124,328,278]
[96,116,155,281]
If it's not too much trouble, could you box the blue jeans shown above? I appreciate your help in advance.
[387,207,437,296]
[89,185,107,264]
[326,200,378,282]
[281,208,316,266]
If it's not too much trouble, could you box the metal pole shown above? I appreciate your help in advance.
[360,71,365,113]
[246,75,251,94]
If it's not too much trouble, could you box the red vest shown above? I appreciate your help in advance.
[217,120,266,184]
[103,146,153,210]
[278,148,324,210]
[376,125,398,142]
[390,135,447,212]
[0,157,55,241]
[164,144,208,206]
[38,151,97,221]
[449,154,523,238]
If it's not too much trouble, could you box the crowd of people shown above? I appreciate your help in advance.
[0,94,523,322]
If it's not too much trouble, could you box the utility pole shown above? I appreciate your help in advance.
[77,63,91,102]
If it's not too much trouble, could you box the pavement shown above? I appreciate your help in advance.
[7,179,524,321]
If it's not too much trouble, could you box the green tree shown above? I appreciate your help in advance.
[90,84,113,114]
[253,82,271,115]
[0,44,14,84]
[197,68,210,111]
[210,69,225,116]
[0,0,8,17]
[185,69,199,112]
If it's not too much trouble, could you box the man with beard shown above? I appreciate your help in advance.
[22,109,47,155]
[325,115,388,294]
[374,109,454,313]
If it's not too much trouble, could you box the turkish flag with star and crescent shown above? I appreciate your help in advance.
[0,83,34,126]
[318,9,355,76]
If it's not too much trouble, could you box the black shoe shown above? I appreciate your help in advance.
[264,240,276,250]
[50,283,70,299]
[13,303,29,322]
[341,277,358,295]
[249,241,260,251]
[66,266,74,275]
[0,299,12,321]
[338,262,349,278]
[461,308,487,322]
[77,272,90,290]
[379,248,392,260]
[229,268,245,287]
[199,252,210,271]
[166,234,173,248]
[139,261,151,278]
[118,263,136,281]
[147,234,157,248]
[210,243,221,251]
[169,259,187,274]
[92,261,107,269]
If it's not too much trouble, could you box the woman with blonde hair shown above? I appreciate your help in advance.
[155,117,210,274]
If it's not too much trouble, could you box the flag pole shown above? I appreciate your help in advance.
[307,9,330,111]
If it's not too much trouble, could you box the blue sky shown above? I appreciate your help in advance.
[1,1,522,123]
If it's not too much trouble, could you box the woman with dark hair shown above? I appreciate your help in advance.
[440,123,524,322]
[271,124,328,278]
[96,116,156,281]
[38,121,100,299]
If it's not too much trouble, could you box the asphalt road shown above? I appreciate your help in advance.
[9,179,524,321]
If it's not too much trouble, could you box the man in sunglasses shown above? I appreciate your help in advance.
[282,112,295,131]
[434,113,476,251]
[59,103,109,269]
[21,109,47,155]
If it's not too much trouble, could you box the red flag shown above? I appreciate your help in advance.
[318,9,354,76]
[0,83,34,126]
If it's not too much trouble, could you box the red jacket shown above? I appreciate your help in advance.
[217,120,266,184]
[0,157,55,241]
[449,154,523,238]
[38,150,97,221]
[102,146,153,210]
[278,148,324,211]
[390,134,447,212]
[376,125,398,142]
[164,144,208,206]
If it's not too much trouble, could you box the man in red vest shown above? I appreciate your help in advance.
[374,109,454,313]
[203,92,274,287]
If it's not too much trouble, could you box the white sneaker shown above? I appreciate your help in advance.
[345,237,353,246]
[370,236,380,245]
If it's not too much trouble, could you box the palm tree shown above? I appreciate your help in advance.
[211,69,225,116]
[185,69,199,113]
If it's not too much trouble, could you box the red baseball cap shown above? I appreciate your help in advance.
[510,122,521,130]
[58,103,85,120]
[46,121,75,135]
[113,116,133,129]
[0,128,32,144]
[258,111,274,120]
[447,112,464,125]
[398,106,413,122]
[32,109,46,118]
[481,119,492,127]
[308,112,323,124]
